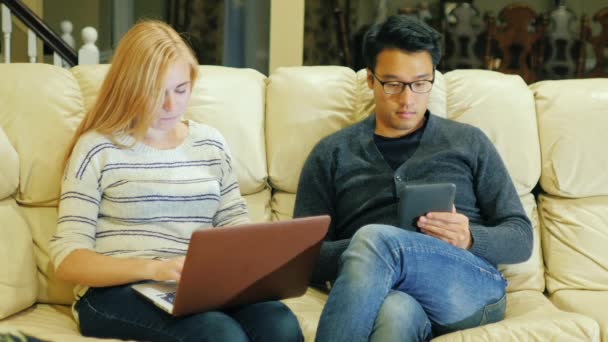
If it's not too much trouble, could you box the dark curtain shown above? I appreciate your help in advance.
[167,0,225,65]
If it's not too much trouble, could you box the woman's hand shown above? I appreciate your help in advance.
[148,256,185,282]
[56,250,186,287]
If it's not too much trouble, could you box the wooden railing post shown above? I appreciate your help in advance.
[78,26,98,65]
[54,20,75,67]
[2,4,12,63]
[27,28,36,62]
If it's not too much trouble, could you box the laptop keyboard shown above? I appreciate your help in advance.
[160,291,176,304]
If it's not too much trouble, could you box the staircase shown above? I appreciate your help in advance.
[0,0,98,66]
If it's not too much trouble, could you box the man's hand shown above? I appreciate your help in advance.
[148,256,185,282]
[417,206,472,249]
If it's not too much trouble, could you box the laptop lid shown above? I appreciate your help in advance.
[171,215,330,316]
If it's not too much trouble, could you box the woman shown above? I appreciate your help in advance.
[49,20,302,342]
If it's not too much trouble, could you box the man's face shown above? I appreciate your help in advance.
[367,49,434,138]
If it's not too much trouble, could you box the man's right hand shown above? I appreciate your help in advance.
[149,256,185,282]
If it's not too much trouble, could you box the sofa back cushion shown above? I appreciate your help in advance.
[20,206,75,304]
[498,194,544,292]
[444,70,541,196]
[71,65,269,197]
[0,199,38,318]
[0,65,83,304]
[266,66,446,197]
[531,79,608,198]
[0,64,84,206]
[443,70,543,292]
[539,195,608,293]
[532,79,608,293]
[0,128,19,199]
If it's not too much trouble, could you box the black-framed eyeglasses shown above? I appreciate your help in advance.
[371,70,435,94]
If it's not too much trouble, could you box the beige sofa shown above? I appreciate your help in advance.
[0,63,606,341]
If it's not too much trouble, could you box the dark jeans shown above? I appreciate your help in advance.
[75,284,303,342]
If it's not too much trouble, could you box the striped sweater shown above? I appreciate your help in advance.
[49,120,249,277]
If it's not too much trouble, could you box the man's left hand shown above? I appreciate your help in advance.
[417,206,472,249]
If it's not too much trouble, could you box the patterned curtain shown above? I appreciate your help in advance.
[304,0,391,68]
[167,0,225,65]
[304,0,359,66]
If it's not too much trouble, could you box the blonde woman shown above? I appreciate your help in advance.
[49,20,302,342]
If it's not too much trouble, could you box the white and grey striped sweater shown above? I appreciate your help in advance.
[49,120,249,274]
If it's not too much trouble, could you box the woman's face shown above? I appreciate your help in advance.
[150,59,192,131]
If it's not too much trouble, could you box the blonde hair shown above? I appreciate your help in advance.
[64,20,199,167]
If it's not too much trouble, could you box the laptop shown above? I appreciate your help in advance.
[132,215,331,316]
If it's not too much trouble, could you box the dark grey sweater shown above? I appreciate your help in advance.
[294,113,533,286]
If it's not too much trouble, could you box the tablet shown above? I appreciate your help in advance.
[398,183,456,232]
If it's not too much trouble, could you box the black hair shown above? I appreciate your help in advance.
[362,15,442,71]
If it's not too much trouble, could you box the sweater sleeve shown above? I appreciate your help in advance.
[49,138,105,270]
[468,130,533,265]
[212,134,249,227]
[294,141,350,286]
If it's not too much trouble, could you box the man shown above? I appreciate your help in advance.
[293,15,533,342]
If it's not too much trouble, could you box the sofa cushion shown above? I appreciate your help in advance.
[270,191,296,222]
[19,206,74,305]
[0,127,19,199]
[69,65,110,113]
[0,64,84,206]
[539,195,608,294]
[531,78,608,198]
[266,66,446,195]
[0,304,126,341]
[550,290,608,342]
[286,289,600,342]
[71,65,269,196]
[283,287,328,342]
[499,194,544,292]
[0,199,37,319]
[243,189,272,223]
[433,291,599,341]
[444,70,540,196]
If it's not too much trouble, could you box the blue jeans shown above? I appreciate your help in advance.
[316,224,507,342]
[75,284,303,342]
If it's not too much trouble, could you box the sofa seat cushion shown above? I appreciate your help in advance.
[284,290,600,342]
[1,291,598,342]
[0,304,126,341]
[283,287,328,342]
[550,290,608,342]
[434,291,599,341]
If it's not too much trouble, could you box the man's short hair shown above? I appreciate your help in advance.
[362,15,442,71]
